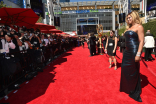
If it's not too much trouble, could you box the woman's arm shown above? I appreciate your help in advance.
[105,38,108,50]
[137,25,144,53]
[135,25,144,62]
[14,35,22,46]
[113,37,118,53]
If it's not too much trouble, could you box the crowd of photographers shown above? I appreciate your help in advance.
[0,25,77,96]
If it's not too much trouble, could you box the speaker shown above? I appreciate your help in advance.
[123,13,126,22]
[42,3,45,19]
[54,17,60,27]
[119,14,122,23]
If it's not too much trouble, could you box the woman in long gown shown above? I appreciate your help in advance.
[120,11,144,102]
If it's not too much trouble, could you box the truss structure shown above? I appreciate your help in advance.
[118,0,131,15]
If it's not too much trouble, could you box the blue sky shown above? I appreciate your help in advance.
[70,0,117,2]
[70,0,97,2]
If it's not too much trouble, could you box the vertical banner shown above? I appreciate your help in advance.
[54,17,60,27]
[122,13,126,22]
[23,0,26,8]
[128,0,131,13]
[140,0,142,11]
[139,0,145,12]
[119,14,123,23]
[143,0,145,13]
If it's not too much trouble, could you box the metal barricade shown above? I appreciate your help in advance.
[0,40,77,97]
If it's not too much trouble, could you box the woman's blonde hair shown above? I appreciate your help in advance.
[126,11,142,30]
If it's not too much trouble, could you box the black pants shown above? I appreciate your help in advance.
[90,45,96,56]
[120,47,126,53]
[103,42,106,49]
[144,48,153,61]
[88,43,90,49]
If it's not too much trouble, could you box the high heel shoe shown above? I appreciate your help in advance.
[114,65,117,70]
[109,64,112,68]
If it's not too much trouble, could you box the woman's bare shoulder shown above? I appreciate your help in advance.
[136,24,144,29]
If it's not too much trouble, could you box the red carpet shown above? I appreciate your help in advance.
[0,43,156,104]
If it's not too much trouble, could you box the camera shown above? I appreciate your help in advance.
[21,35,29,42]
[17,32,21,37]
[24,33,27,36]
[35,34,38,37]
[42,41,45,45]
[6,32,13,37]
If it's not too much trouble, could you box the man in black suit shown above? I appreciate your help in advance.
[119,33,126,53]
[89,33,96,56]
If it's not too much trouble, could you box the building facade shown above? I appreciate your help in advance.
[2,0,24,8]
[60,0,70,2]
[54,0,140,33]
[56,10,115,35]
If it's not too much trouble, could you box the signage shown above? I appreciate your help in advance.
[90,10,98,12]
[54,12,62,14]
[128,0,131,13]
[55,9,113,15]
[46,12,49,15]
[76,10,90,13]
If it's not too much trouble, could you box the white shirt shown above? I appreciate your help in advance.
[49,38,53,44]
[40,39,49,47]
[19,42,29,51]
[1,39,5,49]
[144,36,155,48]
[4,40,16,53]
[62,39,65,42]
[50,38,53,41]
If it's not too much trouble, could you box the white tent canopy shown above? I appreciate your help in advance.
[64,32,76,36]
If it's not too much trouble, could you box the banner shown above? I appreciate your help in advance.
[23,0,26,8]
[55,9,113,15]
[128,0,131,13]
[54,17,60,27]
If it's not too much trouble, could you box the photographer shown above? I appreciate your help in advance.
[19,32,30,51]
[0,32,18,78]
[53,36,59,58]
[4,32,16,53]
[61,37,66,52]
[0,26,5,53]
[10,29,22,57]
[40,34,49,47]
[0,27,16,53]
[40,34,49,61]
[29,32,41,48]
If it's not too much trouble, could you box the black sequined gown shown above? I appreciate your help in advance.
[120,30,142,102]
